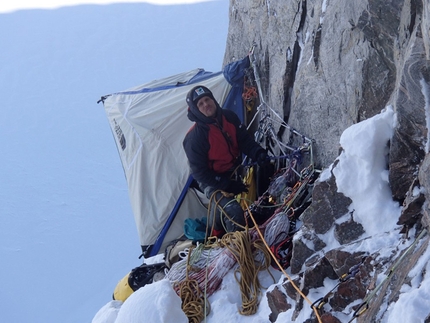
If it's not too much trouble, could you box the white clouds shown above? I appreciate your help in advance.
[0,0,212,14]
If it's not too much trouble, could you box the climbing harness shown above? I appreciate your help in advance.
[348,229,428,322]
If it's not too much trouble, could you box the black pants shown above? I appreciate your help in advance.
[208,191,245,232]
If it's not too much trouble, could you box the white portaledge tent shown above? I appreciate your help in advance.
[99,56,250,258]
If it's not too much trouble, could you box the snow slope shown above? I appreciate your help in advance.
[86,3,430,322]
[92,106,430,323]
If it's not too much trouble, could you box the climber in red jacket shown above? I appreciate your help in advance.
[183,85,267,235]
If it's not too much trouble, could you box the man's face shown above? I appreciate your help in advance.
[196,96,217,118]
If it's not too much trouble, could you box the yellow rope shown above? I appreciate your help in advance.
[199,170,321,323]
[205,188,264,315]
[177,280,206,323]
[206,189,249,235]
[244,201,323,323]
[218,230,262,315]
[175,246,208,323]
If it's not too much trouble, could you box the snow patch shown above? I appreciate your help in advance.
[332,106,401,236]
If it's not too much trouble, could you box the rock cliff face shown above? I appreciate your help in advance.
[224,0,430,321]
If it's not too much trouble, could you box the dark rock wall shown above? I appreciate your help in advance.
[224,0,430,321]
[223,0,429,180]
[390,18,429,200]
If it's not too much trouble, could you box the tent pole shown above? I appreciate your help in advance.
[145,175,194,258]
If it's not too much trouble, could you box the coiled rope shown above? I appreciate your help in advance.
[175,153,316,320]
[218,229,272,315]
[174,245,209,323]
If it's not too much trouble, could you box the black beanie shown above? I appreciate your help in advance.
[186,85,215,106]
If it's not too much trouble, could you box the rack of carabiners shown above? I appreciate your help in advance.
[236,43,326,323]
[237,43,319,283]
[243,43,317,217]
[245,42,314,171]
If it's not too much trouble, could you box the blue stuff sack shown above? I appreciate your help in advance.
[184,217,207,242]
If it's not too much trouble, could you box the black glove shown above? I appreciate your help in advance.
[256,150,268,166]
[225,180,248,195]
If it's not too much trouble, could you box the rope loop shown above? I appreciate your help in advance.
[175,245,210,323]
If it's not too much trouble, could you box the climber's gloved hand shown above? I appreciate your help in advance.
[256,150,268,167]
[225,180,248,195]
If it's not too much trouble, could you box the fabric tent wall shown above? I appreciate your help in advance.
[100,57,250,256]
[101,72,229,255]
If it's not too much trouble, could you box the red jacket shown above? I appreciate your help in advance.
[183,105,263,194]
